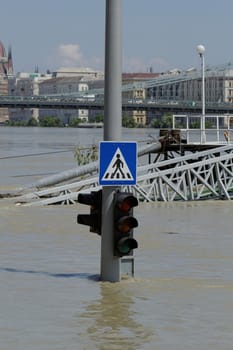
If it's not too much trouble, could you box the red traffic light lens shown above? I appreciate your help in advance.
[119,200,131,212]
[118,196,138,212]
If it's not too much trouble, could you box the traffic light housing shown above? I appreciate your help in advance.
[113,191,138,257]
[77,190,102,235]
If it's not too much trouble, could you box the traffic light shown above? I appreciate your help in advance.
[113,191,138,257]
[77,190,102,235]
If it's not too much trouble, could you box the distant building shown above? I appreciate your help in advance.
[9,72,52,122]
[37,69,105,124]
[7,66,105,124]
[146,63,233,104]
[39,76,88,95]
[0,41,13,123]
[122,72,160,83]
[122,72,160,125]
[38,76,90,123]
[53,67,104,80]
[0,41,13,75]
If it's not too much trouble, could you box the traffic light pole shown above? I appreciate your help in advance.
[101,0,122,282]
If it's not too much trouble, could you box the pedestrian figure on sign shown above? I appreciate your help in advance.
[111,153,125,178]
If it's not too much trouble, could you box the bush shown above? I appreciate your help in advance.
[122,116,136,128]
[69,118,82,127]
[27,117,39,126]
[94,114,104,123]
[150,114,173,128]
[5,120,27,126]
[39,116,62,127]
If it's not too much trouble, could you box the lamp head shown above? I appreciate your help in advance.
[196,44,205,55]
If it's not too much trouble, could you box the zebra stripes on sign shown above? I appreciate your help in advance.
[99,142,137,186]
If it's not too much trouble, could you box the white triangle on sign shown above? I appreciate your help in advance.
[102,147,134,181]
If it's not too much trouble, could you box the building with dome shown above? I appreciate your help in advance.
[0,41,13,122]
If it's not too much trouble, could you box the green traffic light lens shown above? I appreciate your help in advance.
[119,244,131,254]
[117,237,138,255]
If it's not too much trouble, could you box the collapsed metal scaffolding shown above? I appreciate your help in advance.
[16,144,233,206]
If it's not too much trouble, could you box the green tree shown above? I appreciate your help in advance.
[190,121,200,129]
[6,119,27,126]
[94,114,104,123]
[160,114,173,128]
[122,116,136,128]
[69,117,82,127]
[39,116,62,127]
[149,118,160,128]
[150,113,173,128]
[27,117,38,126]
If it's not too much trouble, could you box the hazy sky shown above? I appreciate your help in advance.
[1,0,233,74]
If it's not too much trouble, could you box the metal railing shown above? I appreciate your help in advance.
[172,114,233,144]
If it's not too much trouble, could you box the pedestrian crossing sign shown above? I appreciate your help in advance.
[99,141,137,186]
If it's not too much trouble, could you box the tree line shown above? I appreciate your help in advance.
[5,113,191,128]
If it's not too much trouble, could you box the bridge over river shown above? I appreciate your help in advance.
[1,94,233,114]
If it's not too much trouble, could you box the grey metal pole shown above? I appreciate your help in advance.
[201,53,206,143]
[196,44,206,144]
[104,0,122,140]
[101,0,122,282]
[201,53,205,118]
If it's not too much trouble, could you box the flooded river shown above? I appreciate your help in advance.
[1,127,233,349]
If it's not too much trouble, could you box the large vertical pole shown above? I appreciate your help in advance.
[201,53,206,143]
[100,0,122,282]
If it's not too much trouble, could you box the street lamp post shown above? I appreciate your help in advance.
[196,44,206,143]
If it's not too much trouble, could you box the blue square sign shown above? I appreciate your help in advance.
[99,141,137,186]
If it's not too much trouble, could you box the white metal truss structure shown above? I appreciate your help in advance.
[17,144,233,206]
[131,144,233,202]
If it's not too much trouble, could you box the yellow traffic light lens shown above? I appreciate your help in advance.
[116,216,138,233]
[118,222,131,233]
